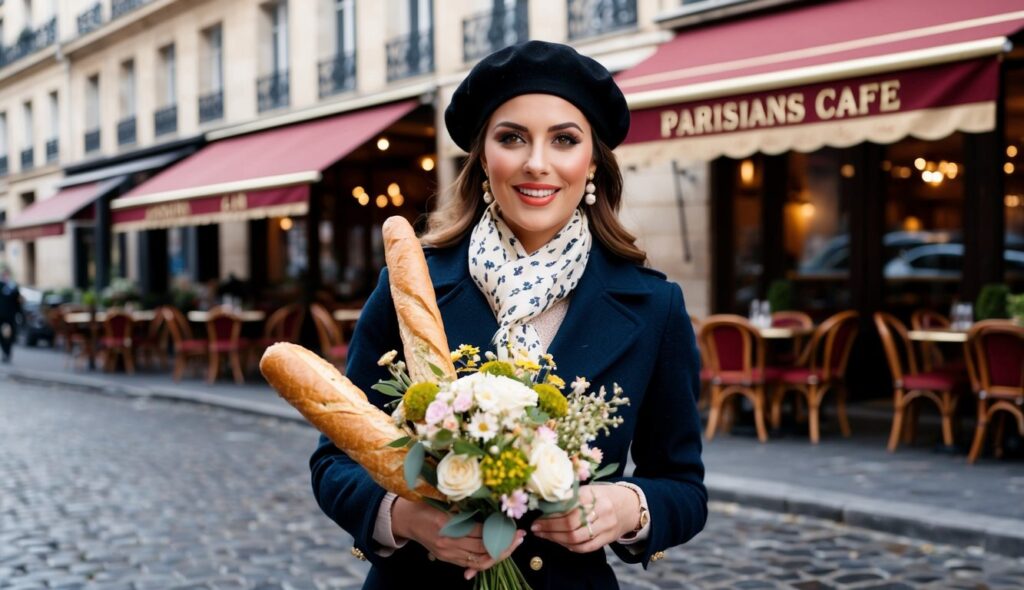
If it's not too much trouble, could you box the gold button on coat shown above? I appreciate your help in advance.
[529,556,543,571]
[350,547,367,561]
[650,551,666,562]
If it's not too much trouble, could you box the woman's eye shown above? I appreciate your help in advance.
[554,134,580,146]
[498,133,525,145]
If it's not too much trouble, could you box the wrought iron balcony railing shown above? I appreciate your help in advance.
[257,70,290,112]
[198,90,224,123]
[0,155,7,176]
[567,0,637,40]
[318,53,356,98]
[1,17,57,69]
[154,104,178,136]
[117,116,136,146]
[45,139,58,163]
[20,148,33,171]
[84,129,100,153]
[77,3,104,36]
[463,1,528,63]
[111,0,147,20]
[386,29,434,82]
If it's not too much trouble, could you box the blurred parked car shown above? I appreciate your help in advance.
[884,243,1024,280]
[17,287,72,347]
[796,231,957,279]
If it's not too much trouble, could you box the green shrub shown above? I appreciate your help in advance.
[767,279,794,312]
[976,283,1010,320]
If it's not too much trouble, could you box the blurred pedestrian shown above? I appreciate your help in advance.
[0,268,21,362]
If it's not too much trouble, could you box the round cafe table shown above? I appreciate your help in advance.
[907,328,968,343]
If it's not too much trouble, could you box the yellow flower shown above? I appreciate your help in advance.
[377,350,398,366]
[515,358,542,372]
[533,383,568,418]
[402,382,440,422]
[546,374,566,390]
[479,360,516,378]
[481,448,534,495]
[458,344,480,357]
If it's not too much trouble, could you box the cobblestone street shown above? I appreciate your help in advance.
[3,379,1023,590]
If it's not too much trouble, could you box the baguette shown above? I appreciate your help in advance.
[382,216,458,383]
[259,342,443,502]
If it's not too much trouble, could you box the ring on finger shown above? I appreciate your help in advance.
[466,552,477,565]
[586,520,595,540]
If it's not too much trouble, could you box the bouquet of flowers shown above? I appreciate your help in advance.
[374,344,629,590]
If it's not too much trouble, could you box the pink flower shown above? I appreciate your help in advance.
[501,490,529,519]
[425,400,451,426]
[536,426,557,444]
[575,458,591,481]
[581,444,603,464]
[453,390,474,413]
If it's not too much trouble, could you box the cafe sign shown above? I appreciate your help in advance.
[112,184,309,232]
[622,59,999,154]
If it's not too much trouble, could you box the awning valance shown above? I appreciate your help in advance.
[111,99,418,231]
[0,177,123,241]
[616,0,1024,161]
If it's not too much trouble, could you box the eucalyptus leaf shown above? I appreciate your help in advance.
[433,429,454,447]
[403,442,425,490]
[482,513,516,560]
[470,486,493,499]
[371,382,404,398]
[423,497,451,512]
[590,462,620,480]
[453,440,485,457]
[385,436,412,448]
[428,362,445,378]
[422,462,438,487]
[440,510,479,538]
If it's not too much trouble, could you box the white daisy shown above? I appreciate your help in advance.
[467,413,500,442]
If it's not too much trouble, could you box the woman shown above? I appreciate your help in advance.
[310,41,706,589]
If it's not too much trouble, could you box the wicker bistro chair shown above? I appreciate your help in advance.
[769,310,859,444]
[100,310,135,374]
[874,312,963,451]
[700,315,782,443]
[964,320,1024,463]
[911,309,953,373]
[160,306,209,382]
[770,311,814,366]
[132,312,168,370]
[691,315,712,410]
[257,304,306,350]
[310,303,349,369]
[205,306,250,384]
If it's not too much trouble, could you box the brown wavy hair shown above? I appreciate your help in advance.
[421,126,647,265]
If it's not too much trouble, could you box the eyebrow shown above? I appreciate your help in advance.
[493,121,584,133]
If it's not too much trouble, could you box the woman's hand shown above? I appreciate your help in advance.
[530,484,640,553]
[391,497,526,580]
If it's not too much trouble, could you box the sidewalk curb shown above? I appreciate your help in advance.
[0,365,305,424]
[6,363,1021,558]
[707,473,1024,557]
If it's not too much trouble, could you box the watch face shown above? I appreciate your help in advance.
[639,509,650,528]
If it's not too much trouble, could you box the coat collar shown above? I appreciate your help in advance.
[426,231,651,381]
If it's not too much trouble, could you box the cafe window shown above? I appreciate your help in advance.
[881,133,965,314]
[1005,66,1024,291]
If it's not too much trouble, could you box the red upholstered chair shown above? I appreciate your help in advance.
[699,315,781,443]
[310,303,349,369]
[771,310,814,366]
[206,306,250,384]
[100,310,135,374]
[258,304,305,349]
[133,312,168,370]
[911,309,952,373]
[161,306,209,381]
[874,312,962,451]
[691,315,711,410]
[965,320,1024,463]
[770,310,859,443]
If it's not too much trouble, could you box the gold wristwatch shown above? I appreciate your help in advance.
[635,503,650,532]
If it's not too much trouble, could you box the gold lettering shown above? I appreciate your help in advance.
[880,80,901,112]
[748,99,767,128]
[766,95,787,126]
[675,109,695,136]
[787,93,805,123]
[660,110,679,138]
[220,192,249,212]
[694,106,714,134]
[722,102,739,131]
[144,202,191,222]
[858,83,879,115]
[836,87,859,118]
[815,88,837,119]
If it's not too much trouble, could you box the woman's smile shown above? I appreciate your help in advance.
[513,183,561,207]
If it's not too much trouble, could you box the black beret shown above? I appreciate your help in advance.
[445,41,630,152]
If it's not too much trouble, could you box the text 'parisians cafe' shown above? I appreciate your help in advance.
[612,0,1024,389]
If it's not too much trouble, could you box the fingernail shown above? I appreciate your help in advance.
[531,525,538,532]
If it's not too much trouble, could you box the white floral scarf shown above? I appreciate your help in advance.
[468,203,592,360]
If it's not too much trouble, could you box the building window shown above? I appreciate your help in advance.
[117,60,136,146]
[258,1,289,111]
[463,0,528,63]
[77,3,103,36]
[567,0,637,41]
[0,113,8,176]
[385,0,434,82]
[158,44,176,107]
[21,101,33,170]
[46,90,58,162]
[318,0,356,97]
[85,74,100,153]
[199,23,224,123]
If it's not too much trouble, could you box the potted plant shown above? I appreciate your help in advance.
[767,279,794,313]
[976,283,1010,321]
[1007,293,1024,325]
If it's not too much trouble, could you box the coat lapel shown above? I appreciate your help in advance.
[547,246,650,383]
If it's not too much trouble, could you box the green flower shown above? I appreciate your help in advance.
[479,360,516,378]
[402,382,440,422]
[533,383,568,418]
[481,448,534,495]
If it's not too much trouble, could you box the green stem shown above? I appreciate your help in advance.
[474,558,534,590]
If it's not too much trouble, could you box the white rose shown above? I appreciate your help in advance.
[470,374,537,414]
[436,453,483,501]
[527,443,575,502]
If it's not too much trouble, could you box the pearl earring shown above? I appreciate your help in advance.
[482,179,493,204]
[584,171,597,206]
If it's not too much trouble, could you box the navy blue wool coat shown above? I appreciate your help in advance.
[310,234,707,590]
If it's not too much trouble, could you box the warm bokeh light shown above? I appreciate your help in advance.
[391,193,405,207]
[376,194,388,208]
[358,194,369,206]
[387,182,401,197]
[1005,162,1015,175]
[279,217,293,231]
[914,157,926,171]
[1008,145,1018,158]
[421,156,435,171]
[903,216,922,231]
[881,160,892,171]
[800,202,815,218]
[740,159,755,185]
[351,186,366,198]
[1006,194,1022,208]
[898,167,912,179]
[840,164,855,178]
[377,137,390,151]
[946,163,958,179]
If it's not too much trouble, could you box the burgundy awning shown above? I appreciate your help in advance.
[0,179,120,241]
[616,0,1024,160]
[112,100,418,231]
